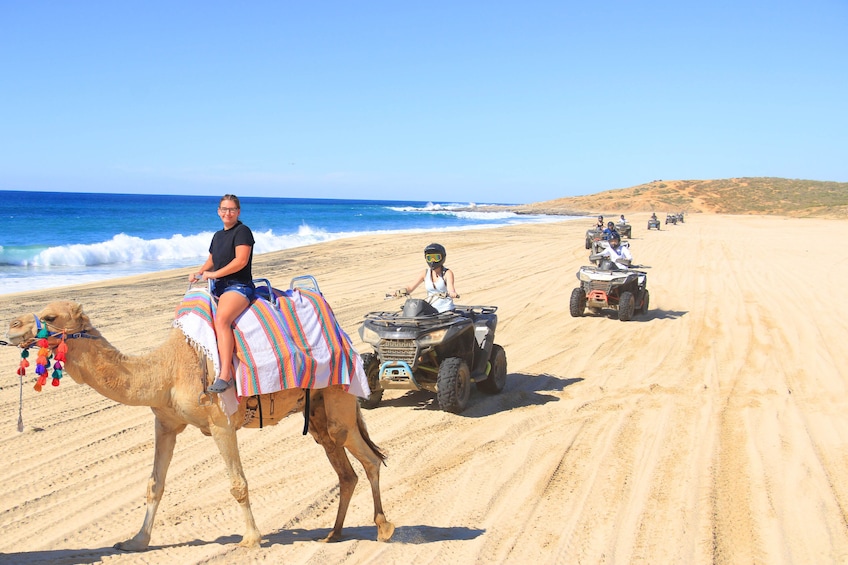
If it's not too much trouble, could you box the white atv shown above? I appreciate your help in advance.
[570,262,649,322]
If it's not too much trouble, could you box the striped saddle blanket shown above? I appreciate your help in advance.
[173,286,369,399]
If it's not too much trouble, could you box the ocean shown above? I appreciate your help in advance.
[1,191,575,295]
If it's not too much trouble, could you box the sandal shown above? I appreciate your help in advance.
[207,378,234,393]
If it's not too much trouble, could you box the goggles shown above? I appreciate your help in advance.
[425,253,443,263]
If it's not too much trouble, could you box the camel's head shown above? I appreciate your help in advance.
[7,301,93,348]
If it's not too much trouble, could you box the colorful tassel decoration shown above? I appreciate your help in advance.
[50,333,67,386]
[28,326,66,392]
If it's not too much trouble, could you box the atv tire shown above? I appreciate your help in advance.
[639,289,650,315]
[437,357,472,413]
[585,238,592,250]
[618,291,635,322]
[570,288,586,317]
[358,353,384,409]
[477,344,507,394]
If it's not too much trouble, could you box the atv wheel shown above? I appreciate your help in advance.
[639,289,650,315]
[585,238,591,250]
[358,353,384,409]
[477,344,507,394]
[437,357,472,413]
[618,291,635,322]
[569,288,586,317]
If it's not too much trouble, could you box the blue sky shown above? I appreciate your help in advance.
[1,1,846,204]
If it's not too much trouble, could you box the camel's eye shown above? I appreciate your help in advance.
[42,315,56,323]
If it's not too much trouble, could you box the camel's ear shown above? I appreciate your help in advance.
[70,303,90,327]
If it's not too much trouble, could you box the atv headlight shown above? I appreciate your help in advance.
[360,325,381,345]
[579,271,592,283]
[418,328,449,347]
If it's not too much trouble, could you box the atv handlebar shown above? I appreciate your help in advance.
[384,290,460,300]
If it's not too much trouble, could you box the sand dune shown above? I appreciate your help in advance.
[2,213,847,564]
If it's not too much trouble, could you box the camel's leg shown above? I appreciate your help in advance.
[209,422,262,548]
[315,389,394,542]
[115,418,185,552]
[307,397,359,542]
[344,407,395,542]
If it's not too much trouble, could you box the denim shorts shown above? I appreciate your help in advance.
[212,280,256,302]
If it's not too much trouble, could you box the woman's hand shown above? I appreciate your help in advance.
[189,271,207,283]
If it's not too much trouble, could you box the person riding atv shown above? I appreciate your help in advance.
[358,296,507,413]
[616,215,632,238]
[571,233,648,321]
[361,243,507,413]
[602,221,620,241]
[396,243,458,313]
[585,215,606,249]
[648,213,661,231]
[593,233,632,269]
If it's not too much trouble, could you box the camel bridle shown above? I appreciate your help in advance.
[35,314,99,346]
[0,313,100,350]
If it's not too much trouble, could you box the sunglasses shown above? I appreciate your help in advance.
[425,253,443,263]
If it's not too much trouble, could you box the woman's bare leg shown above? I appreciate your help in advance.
[214,291,250,383]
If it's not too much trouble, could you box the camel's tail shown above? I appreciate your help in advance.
[357,405,388,465]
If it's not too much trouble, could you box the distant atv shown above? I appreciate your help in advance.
[647,217,661,230]
[585,226,604,250]
[358,297,507,413]
[665,214,677,225]
[616,221,632,238]
[570,262,649,321]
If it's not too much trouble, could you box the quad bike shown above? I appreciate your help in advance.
[585,226,604,250]
[665,214,677,225]
[647,217,661,230]
[570,261,649,322]
[616,222,632,238]
[358,296,507,413]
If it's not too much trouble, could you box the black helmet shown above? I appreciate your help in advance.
[424,243,446,268]
[609,232,621,244]
[607,221,615,228]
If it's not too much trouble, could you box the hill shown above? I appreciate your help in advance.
[513,177,848,218]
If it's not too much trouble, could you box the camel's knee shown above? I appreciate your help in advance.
[229,478,249,504]
[145,476,165,503]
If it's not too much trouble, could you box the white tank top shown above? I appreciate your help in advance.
[424,268,453,312]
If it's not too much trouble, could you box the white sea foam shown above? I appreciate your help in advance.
[0,215,572,295]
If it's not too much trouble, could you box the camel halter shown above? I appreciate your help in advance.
[15,314,99,392]
[9,315,98,433]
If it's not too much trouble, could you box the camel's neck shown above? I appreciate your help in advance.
[63,333,178,408]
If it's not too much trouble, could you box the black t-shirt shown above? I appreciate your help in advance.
[209,221,255,285]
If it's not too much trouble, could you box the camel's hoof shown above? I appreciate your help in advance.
[320,531,343,543]
[113,540,149,552]
[378,521,395,542]
[237,537,262,549]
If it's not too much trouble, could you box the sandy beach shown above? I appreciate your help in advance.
[1,213,847,564]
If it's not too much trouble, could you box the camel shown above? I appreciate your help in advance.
[6,300,394,551]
